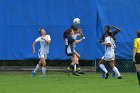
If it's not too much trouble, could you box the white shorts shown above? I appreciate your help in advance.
[102,52,115,61]
[38,51,48,59]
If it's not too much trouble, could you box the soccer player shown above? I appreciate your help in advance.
[99,30,122,79]
[99,25,121,78]
[133,31,140,86]
[70,25,85,74]
[63,28,85,76]
[32,28,51,78]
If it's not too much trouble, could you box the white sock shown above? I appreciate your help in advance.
[34,64,40,73]
[74,64,76,71]
[113,67,121,77]
[42,67,46,76]
[99,64,108,74]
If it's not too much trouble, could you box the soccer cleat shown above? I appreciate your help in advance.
[42,75,46,79]
[117,76,122,79]
[72,72,80,76]
[78,70,85,74]
[100,73,105,78]
[112,72,116,78]
[105,73,109,79]
[65,70,70,76]
[32,71,36,78]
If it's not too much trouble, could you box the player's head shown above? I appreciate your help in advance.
[106,30,112,36]
[39,28,46,35]
[70,25,79,34]
[137,31,140,38]
[67,28,74,35]
[104,25,111,32]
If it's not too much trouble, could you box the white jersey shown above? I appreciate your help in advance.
[103,36,115,61]
[104,36,115,54]
[72,33,79,49]
[35,35,51,54]
[72,33,79,40]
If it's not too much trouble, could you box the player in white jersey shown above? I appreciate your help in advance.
[32,28,51,78]
[66,25,85,74]
[99,30,122,79]
[99,25,121,78]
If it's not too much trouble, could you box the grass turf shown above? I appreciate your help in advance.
[0,72,139,93]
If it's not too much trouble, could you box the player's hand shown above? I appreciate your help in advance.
[133,58,136,63]
[101,42,106,45]
[99,40,104,43]
[33,50,36,54]
[78,29,83,33]
[112,25,115,28]
[41,37,46,40]
[112,25,121,31]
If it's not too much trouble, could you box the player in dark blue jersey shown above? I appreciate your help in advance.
[99,25,121,78]
[63,28,85,76]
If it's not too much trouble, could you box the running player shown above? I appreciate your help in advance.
[63,28,85,76]
[32,28,51,78]
[99,30,122,79]
[99,25,121,78]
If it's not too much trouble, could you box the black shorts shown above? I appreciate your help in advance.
[65,48,75,58]
[135,53,140,64]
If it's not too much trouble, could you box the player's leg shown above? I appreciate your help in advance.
[135,64,140,86]
[71,55,80,76]
[74,51,85,74]
[65,55,76,76]
[99,56,106,78]
[99,58,109,79]
[135,53,140,86]
[32,51,42,77]
[110,60,122,79]
[40,58,47,78]
[112,58,116,78]
[32,60,42,77]
[39,53,47,78]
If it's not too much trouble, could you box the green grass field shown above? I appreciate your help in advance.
[0,72,139,93]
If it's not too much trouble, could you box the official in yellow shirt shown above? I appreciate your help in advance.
[133,31,140,86]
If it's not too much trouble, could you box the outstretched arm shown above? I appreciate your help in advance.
[74,37,85,44]
[133,47,136,62]
[112,26,121,37]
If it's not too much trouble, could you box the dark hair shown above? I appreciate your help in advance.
[63,30,68,39]
[106,30,112,36]
[137,31,140,38]
[38,28,44,34]
[63,28,73,39]
[104,26,111,32]
[70,25,78,31]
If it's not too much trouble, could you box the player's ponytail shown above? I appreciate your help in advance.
[137,31,140,38]
[70,25,78,31]
[63,30,69,40]
[63,28,73,40]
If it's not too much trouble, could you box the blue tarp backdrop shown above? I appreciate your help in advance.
[0,0,139,60]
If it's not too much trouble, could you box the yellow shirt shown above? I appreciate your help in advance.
[134,38,140,53]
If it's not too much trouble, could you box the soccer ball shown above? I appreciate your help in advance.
[73,18,80,25]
